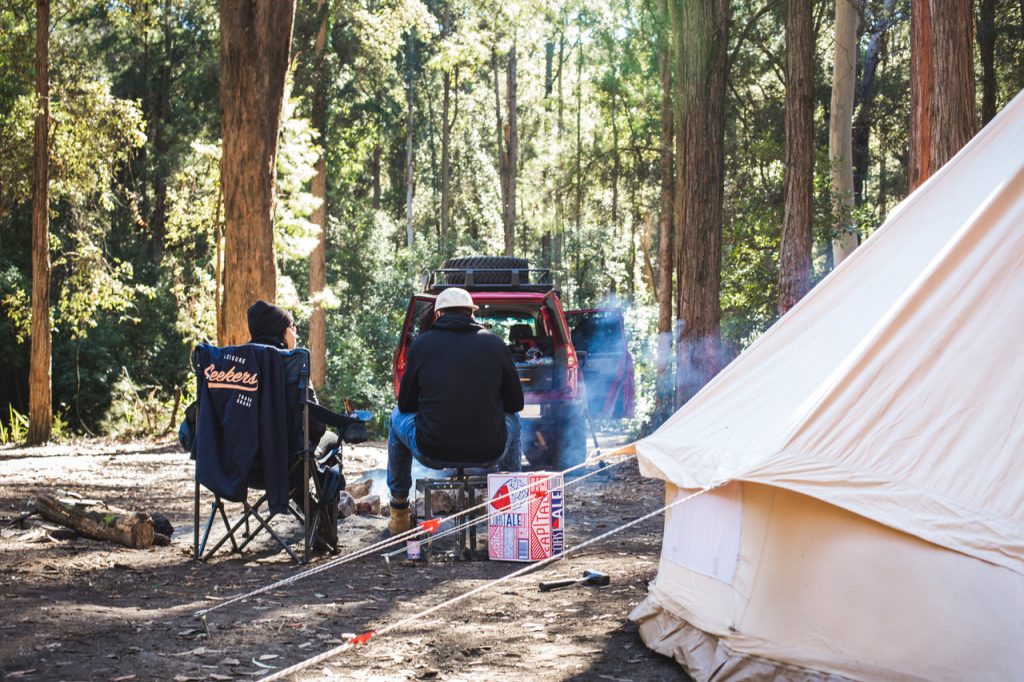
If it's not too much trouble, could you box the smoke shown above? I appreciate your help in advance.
[583,294,727,434]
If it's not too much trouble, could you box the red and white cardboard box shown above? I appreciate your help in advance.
[487,472,565,562]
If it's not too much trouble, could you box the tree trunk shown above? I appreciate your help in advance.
[852,0,896,206]
[494,45,513,257]
[978,0,996,125]
[671,0,685,331]
[34,494,155,549]
[426,85,439,240]
[778,0,815,316]
[628,161,640,297]
[28,0,51,445]
[440,0,452,253]
[673,0,729,406]
[642,213,657,299]
[404,34,416,249]
[611,91,620,239]
[219,0,297,345]
[574,30,584,288]
[655,0,675,422]
[150,0,173,263]
[308,0,329,390]
[504,43,518,257]
[215,182,224,340]
[554,29,565,290]
[909,0,976,192]
[372,140,382,210]
[829,0,858,266]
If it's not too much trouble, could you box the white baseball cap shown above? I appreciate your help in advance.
[434,287,479,312]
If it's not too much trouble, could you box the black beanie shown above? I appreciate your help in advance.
[247,300,294,341]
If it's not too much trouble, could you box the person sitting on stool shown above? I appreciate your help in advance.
[387,287,524,534]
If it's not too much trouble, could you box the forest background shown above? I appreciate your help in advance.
[1,0,1022,443]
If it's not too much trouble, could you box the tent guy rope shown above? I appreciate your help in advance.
[259,484,714,681]
[194,450,635,621]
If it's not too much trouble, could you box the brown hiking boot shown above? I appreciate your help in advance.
[389,503,412,535]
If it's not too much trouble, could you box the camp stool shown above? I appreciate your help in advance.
[415,468,491,560]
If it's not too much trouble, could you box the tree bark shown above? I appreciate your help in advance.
[670,0,684,331]
[852,0,896,206]
[494,43,518,257]
[505,42,518,256]
[150,0,173,263]
[372,140,382,210]
[611,91,620,239]
[554,29,565,290]
[909,0,976,192]
[28,0,51,445]
[34,494,155,549]
[404,33,416,249]
[219,0,297,345]
[655,0,675,422]
[574,30,584,286]
[493,46,507,248]
[978,0,996,125]
[440,0,452,253]
[829,0,858,266]
[673,0,729,406]
[308,0,329,389]
[778,0,815,315]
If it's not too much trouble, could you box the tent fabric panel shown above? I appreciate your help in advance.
[641,88,1024,482]
[634,90,1024,572]
[775,166,1024,560]
[661,482,743,583]
[630,599,858,682]
[637,483,1024,681]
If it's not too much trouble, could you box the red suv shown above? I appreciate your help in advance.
[393,256,634,470]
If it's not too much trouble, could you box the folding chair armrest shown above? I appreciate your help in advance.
[306,401,361,429]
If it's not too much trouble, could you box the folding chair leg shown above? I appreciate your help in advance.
[194,480,200,562]
[198,504,218,558]
[198,499,243,560]
[241,505,302,564]
[304,451,311,564]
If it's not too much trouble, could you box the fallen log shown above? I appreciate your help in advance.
[33,493,155,549]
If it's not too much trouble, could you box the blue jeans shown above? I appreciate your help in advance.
[387,407,522,500]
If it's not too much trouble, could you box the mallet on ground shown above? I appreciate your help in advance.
[538,569,610,592]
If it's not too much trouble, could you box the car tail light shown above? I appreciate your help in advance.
[393,350,406,398]
[566,345,579,396]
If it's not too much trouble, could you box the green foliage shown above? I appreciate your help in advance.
[163,140,220,346]
[276,90,323,263]
[100,368,178,440]
[0,405,28,445]
[0,404,68,445]
[2,0,1022,441]
[0,265,30,344]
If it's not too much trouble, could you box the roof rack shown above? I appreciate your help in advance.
[425,267,555,293]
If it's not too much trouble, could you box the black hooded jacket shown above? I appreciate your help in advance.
[398,313,524,463]
[250,335,326,445]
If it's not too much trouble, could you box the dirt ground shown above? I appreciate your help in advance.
[0,437,686,681]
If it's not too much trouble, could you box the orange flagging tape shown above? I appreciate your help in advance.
[348,631,376,645]
[419,518,442,534]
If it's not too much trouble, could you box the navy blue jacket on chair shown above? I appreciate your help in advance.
[191,344,295,514]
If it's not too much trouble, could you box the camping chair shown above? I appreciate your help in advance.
[189,343,366,564]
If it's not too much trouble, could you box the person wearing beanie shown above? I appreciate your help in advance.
[386,287,524,535]
[247,300,297,349]
[246,300,331,456]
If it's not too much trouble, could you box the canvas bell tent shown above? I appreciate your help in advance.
[626,89,1024,681]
